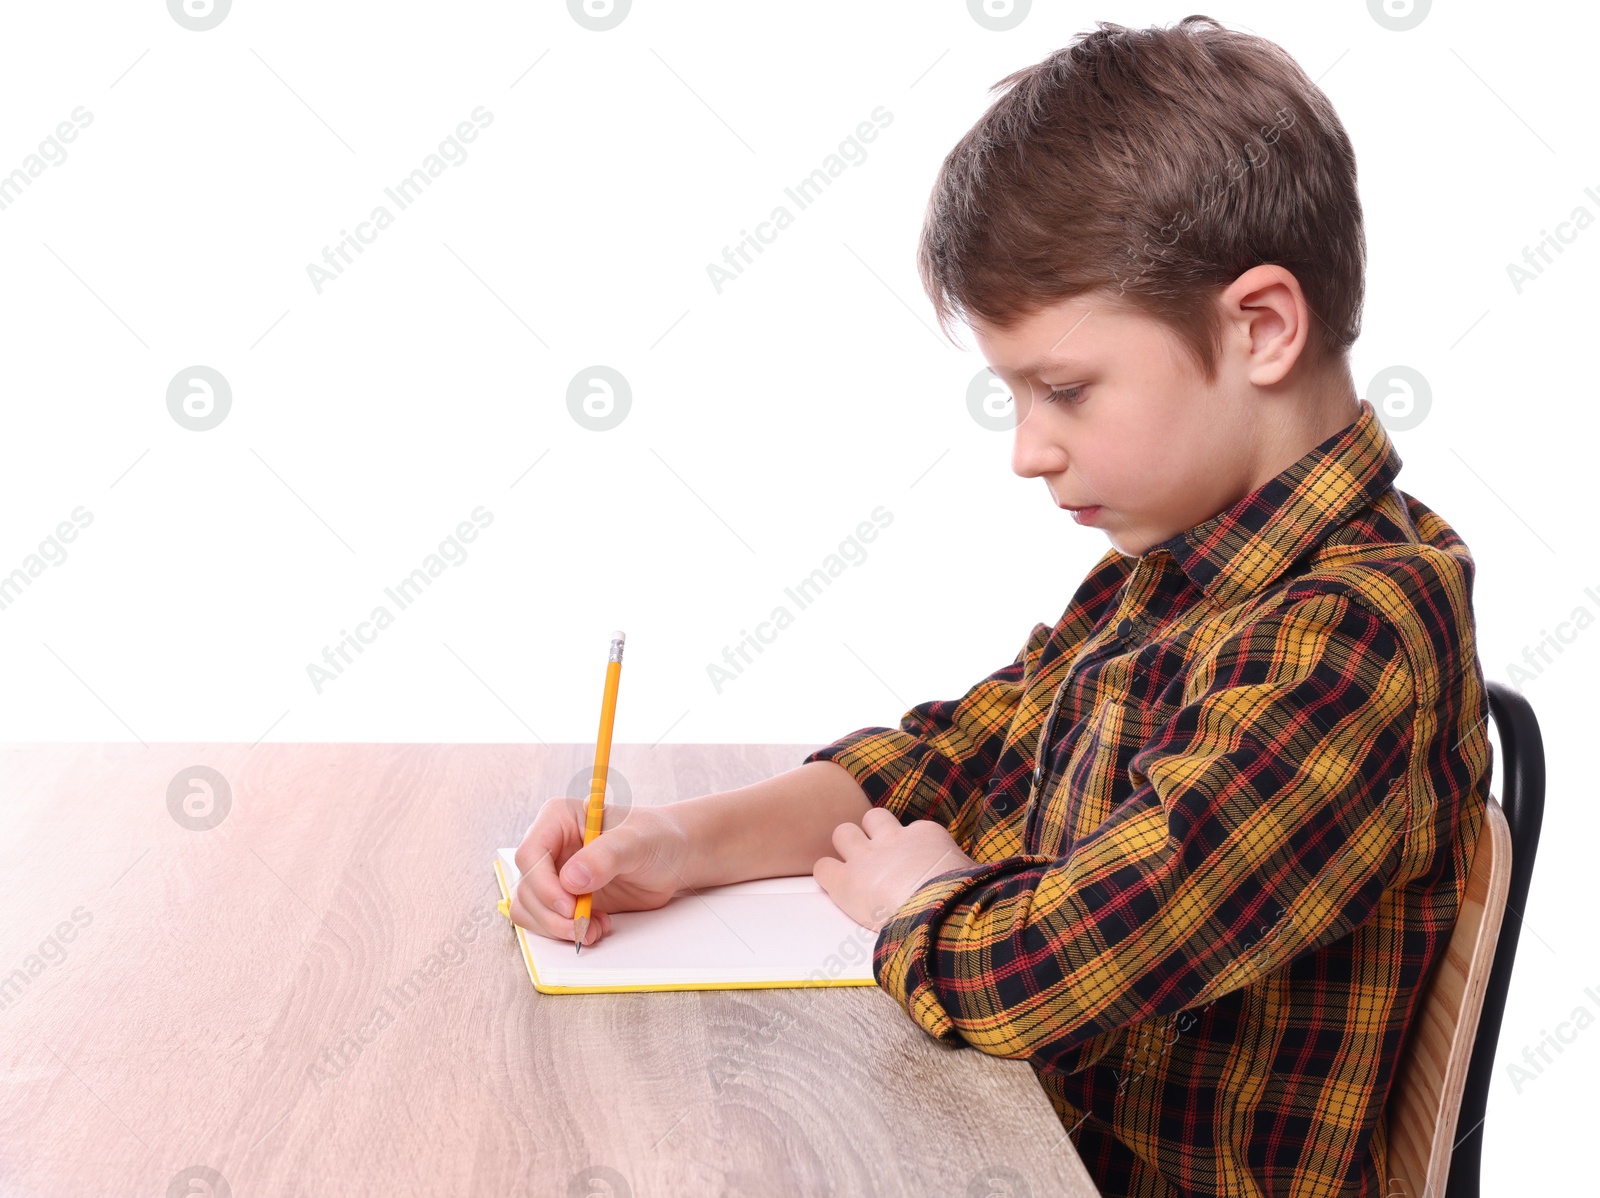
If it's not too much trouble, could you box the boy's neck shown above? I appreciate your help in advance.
[1243,376,1362,498]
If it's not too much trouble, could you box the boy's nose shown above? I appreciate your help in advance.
[1010,412,1067,481]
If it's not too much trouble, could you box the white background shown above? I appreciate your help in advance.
[0,0,1594,1191]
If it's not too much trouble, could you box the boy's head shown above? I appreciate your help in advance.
[921,16,1367,557]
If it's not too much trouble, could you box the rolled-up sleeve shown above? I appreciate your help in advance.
[873,592,1420,1062]
[801,620,1056,826]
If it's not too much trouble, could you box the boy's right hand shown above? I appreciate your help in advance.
[509,797,693,948]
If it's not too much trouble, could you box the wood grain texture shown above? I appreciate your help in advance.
[1384,797,1512,1198]
[0,742,1101,1197]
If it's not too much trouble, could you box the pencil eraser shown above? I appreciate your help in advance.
[611,630,625,642]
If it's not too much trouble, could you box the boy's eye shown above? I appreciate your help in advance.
[1043,385,1086,405]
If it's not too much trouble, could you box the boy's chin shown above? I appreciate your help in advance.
[1102,526,1154,558]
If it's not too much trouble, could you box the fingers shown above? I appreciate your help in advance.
[513,796,583,878]
[518,798,583,919]
[812,854,840,893]
[523,842,576,920]
[509,876,613,946]
[860,807,901,836]
[830,819,868,860]
[560,821,643,895]
[510,797,615,946]
[831,807,900,860]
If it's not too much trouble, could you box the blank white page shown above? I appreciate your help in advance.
[495,848,877,991]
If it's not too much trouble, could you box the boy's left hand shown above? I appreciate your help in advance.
[813,808,977,931]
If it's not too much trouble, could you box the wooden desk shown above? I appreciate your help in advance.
[0,743,1099,1196]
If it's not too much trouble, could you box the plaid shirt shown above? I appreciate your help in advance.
[802,398,1491,1198]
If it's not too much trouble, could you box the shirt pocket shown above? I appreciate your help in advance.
[1032,694,1152,853]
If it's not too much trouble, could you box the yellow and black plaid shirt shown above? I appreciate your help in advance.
[803,398,1490,1198]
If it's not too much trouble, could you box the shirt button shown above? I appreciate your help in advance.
[1116,616,1134,639]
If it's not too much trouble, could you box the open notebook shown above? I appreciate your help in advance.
[492,848,877,993]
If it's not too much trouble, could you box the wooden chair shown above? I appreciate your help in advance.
[1384,681,1546,1198]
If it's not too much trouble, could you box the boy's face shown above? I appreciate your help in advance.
[975,291,1274,559]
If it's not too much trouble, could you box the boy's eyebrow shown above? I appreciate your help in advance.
[987,356,1093,378]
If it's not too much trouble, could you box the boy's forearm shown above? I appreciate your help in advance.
[671,760,873,888]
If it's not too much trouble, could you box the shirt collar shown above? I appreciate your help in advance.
[1143,398,1402,609]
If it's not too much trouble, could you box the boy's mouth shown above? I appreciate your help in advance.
[1064,504,1102,524]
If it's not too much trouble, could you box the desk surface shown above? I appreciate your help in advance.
[0,742,1099,1197]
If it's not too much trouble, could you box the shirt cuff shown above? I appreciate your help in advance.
[873,852,1058,1043]
[803,729,954,824]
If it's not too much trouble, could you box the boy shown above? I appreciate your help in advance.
[511,15,1491,1197]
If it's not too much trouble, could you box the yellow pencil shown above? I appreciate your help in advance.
[573,630,625,954]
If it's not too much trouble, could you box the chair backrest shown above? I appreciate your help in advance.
[1385,796,1511,1198]
[1385,680,1547,1198]
[1445,681,1547,1198]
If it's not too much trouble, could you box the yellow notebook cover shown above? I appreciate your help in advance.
[491,849,877,994]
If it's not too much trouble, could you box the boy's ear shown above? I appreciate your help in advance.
[1222,264,1311,387]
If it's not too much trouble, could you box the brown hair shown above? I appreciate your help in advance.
[917,14,1364,383]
